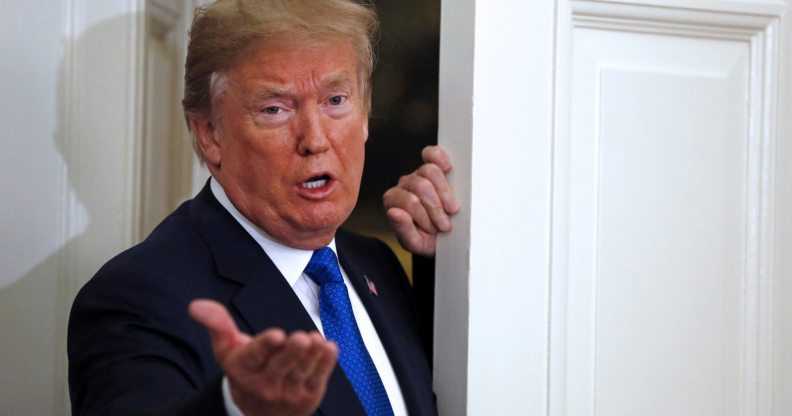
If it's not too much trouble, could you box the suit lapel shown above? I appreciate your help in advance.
[337,237,429,416]
[231,265,366,416]
[189,183,313,333]
[189,183,365,416]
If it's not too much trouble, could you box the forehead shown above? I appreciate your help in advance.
[225,36,360,91]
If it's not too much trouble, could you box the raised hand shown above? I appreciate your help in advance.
[189,300,337,416]
[383,145,459,256]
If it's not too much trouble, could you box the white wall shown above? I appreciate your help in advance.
[435,0,792,415]
[774,1,792,411]
[0,1,145,414]
[0,2,70,413]
[434,1,555,415]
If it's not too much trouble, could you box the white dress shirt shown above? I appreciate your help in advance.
[210,179,408,416]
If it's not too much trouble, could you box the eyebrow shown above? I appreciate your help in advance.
[250,87,291,101]
[321,73,354,90]
[247,72,356,102]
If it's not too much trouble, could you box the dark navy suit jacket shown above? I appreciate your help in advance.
[68,183,435,415]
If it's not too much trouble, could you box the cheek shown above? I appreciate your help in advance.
[343,135,366,173]
[346,145,366,197]
[231,132,290,171]
[227,146,285,196]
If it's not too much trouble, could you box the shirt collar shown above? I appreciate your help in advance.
[209,177,337,287]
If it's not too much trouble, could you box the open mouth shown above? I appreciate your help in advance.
[301,174,331,189]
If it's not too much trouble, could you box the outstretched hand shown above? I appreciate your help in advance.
[383,145,459,256]
[189,300,337,416]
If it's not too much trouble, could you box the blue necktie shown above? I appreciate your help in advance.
[304,247,394,416]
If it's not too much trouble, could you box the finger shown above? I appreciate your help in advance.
[398,174,451,232]
[421,145,452,173]
[289,332,328,380]
[387,207,436,256]
[223,329,289,412]
[265,331,311,382]
[237,327,287,371]
[305,339,338,392]
[383,186,437,234]
[416,163,460,218]
[189,299,250,360]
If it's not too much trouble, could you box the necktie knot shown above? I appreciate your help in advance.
[305,247,344,285]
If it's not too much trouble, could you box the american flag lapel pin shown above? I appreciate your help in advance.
[364,274,378,296]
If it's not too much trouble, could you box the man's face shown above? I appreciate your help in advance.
[193,36,368,249]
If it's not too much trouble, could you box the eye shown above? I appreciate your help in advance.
[328,95,346,106]
[262,106,281,114]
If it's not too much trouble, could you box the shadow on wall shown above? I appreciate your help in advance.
[0,14,138,415]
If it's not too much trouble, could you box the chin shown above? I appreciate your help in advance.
[296,205,353,234]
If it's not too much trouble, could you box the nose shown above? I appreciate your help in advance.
[296,105,330,156]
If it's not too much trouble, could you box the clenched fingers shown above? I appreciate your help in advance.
[392,164,457,232]
[386,207,436,256]
[416,162,458,216]
[383,145,459,256]
[383,186,437,234]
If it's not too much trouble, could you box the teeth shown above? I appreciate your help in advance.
[302,178,328,189]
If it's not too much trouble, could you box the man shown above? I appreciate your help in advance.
[67,1,458,415]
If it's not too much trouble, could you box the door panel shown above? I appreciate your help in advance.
[551,1,782,415]
[436,0,789,415]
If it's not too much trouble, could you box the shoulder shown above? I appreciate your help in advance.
[336,228,401,264]
[335,228,412,298]
[67,199,227,404]
[83,201,213,298]
[335,228,408,280]
[70,196,236,340]
[67,171,242,414]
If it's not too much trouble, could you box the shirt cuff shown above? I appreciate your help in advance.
[222,376,246,416]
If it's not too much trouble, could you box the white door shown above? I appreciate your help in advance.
[435,0,792,415]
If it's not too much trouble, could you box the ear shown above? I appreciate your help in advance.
[189,116,222,167]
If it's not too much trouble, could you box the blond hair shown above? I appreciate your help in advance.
[182,0,379,159]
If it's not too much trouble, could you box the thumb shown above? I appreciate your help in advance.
[189,299,250,360]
